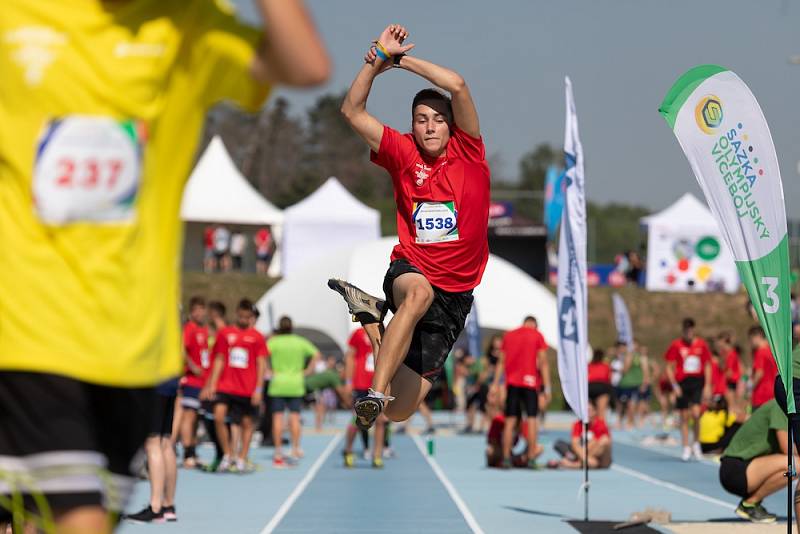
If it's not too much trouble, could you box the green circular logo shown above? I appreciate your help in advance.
[695,236,720,261]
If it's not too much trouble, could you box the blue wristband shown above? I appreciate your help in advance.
[375,47,389,61]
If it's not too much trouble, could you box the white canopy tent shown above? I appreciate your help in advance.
[280,177,380,278]
[181,136,283,275]
[640,193,738,293]
[256,237,559,353]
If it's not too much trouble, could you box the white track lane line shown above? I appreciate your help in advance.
[411,434,486,534]
[260,433,343,534]
[611,463,736,510]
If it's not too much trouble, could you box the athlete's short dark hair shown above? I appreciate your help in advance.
[209,301,226,317]
[523,315,537,325]
[238,299,255,313]
[189,296,205,309]
[412,88,453,125]
[748,325,765,338]
[277,316,293,334]
[682,317,695,330]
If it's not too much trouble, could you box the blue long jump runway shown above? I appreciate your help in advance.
[272,434,472,533]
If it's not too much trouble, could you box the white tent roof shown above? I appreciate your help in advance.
[257,237,558,353]
[640,192,717,229]
[284,177,379,223]
[280,177,380,277]
[181,136,283,225]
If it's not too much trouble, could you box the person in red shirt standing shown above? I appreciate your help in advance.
[328,24,489,431]
[664,318,713,461]
[587,349,613,420]
[342,328,388,468]
[254,226,273,275]
[491,316,550,469]
[203,225,216,273]
[202,300,268,473]
[750,326,778,410]
[714,331,743,414]
[179,296,209,469]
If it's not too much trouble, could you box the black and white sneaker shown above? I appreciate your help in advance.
[162,505,177,522]
[353,390,393,431]
[327,279,385,325]
[735,500,777,523]
[124,505,165,524]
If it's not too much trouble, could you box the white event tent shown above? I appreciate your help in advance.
[280,177,380,277]
[640,193,738,293]
[180,136,283,274]
[257,237,558,354]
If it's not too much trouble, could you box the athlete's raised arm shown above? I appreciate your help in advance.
[341,25,414,151]
[365,46,480,138]
[252,0,331,86]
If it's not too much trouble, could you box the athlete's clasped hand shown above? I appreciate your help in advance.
[365,24,415,66]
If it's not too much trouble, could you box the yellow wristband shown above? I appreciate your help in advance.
[374,40,392,59]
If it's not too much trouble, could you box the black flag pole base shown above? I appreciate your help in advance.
[787,423,794,534]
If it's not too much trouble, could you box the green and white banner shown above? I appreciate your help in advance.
[659,65,793,411]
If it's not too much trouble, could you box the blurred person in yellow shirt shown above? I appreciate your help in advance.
[0,1,328,531]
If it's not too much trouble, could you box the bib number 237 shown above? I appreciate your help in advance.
[413,201,459,244]
[33,116,144,224]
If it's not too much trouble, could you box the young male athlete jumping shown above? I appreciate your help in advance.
[330,24,489,430]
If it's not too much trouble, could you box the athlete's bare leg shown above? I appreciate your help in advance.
[213,404,232,458]
[371,273,433,396]
[289,412,302,458]
[240,415,255,461]
[180,409,198,466]
[161,436,177,509]
[144,437,165,513]
[272,411,285,458]
[230,423,243,457]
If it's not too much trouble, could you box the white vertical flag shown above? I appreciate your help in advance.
[557,77,589,423]
[612,293,634,352]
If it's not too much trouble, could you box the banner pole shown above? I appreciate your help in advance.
[584,421,589,522]
[788,421,793,534]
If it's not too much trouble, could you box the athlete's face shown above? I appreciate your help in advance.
[237,309,253,329]
[190,304,207,325]
[412,104,450,158]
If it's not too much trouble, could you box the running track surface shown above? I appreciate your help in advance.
[119,412,789,534]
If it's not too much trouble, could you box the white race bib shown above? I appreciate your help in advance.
[33,116,143,224]
[413,201,458,244]
[229,347,249,369]
[364,354,375,373]
[683,355,701,374]
[200,350,210,369]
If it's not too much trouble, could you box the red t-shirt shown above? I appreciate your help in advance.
[487,414,529,444]
[587,362,611,384]
[502,326,547,389]
[370,125,490,292]
[204,226,214,250]
[348,329,374,391]
[183,321,209,389]
[255,228,271,254]
[664,337,712,382]
[572,418,610,442]
[725,349,741,383]
[710,359,727,396]
[752,345,778,408]
[213,326,269,398]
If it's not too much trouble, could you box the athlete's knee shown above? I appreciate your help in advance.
[400,284,434,316]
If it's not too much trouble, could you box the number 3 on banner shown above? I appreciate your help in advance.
[761,276,779,314]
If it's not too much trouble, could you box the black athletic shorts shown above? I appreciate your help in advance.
[271,396,302,413]
[150,393,177,437]
[466,384,488,412]
[588,381,614,401]
[0,371,154,518]
[719,456,752,498]
[382,259,473,383]
[216,393,257,423]
[505,385,539,418]
[676,376,704,409]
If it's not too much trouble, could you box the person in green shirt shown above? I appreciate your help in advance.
[615,341,651,430]
[719,399,795,524]
[267,316,321,468]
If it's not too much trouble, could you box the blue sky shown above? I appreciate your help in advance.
[232,0,799,210]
